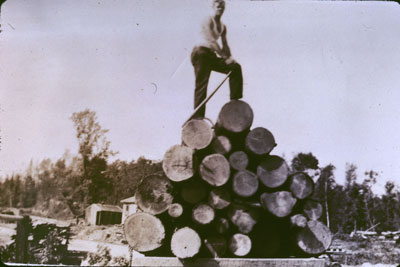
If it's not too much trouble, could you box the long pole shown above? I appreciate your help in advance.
[183,71,232,126]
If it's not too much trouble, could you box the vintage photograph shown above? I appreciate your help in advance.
[1,0,400,266]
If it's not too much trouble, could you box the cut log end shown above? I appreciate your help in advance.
[192,204,215,225]
[290,214,308,228]
[200,153,230,186]
[260,191,297,218]
[232,170,259,198]
[257,155,289,188]
[208,188,231,210]
[162,144,194,182]
[124,213,165,252]
[168,203,183,218]
[212,135,232,155]
[228,204,258,234]
[229,151,249,171]
[229,233,252,257]
[303,200,323,221]
[135,174,173,215]
[182,119,214,150]
[245,127,276,156]
[217,100,254,133]
[171,227,202,258]
[296,220,333,255]
[289,172,314,200]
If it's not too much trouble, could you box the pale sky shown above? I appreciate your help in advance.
[1,0,400,194]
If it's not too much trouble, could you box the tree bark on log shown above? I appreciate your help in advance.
[192,204,215,225]
[217,100,254,133]
[181,179,207,204]
[124,213,165,252]
[257,155,289,188]
[303,200,323,221]
[229,233,252,257]
[245,127,276,156]
[229,151,249,171]
[135,174,174,215]
[296,220,333,255]
[228,204,258,234]
[212,135,232,155]
[200,153,230,186]
[289,172,314,200]
[208,188,231,210]
[182,119,214,150]
[168,203,183,218]
[171,227,202,258]
[163,144,194,182]
[232,170,259,198]
[260,191,297,218]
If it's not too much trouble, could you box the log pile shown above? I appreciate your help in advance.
[124,100,332,259]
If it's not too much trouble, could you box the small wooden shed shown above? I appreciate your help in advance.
[120,196,137,223]
[85,204,122,225]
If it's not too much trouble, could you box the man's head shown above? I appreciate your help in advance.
[212,0,225,16]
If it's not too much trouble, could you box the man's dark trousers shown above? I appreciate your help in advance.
[191,46,243,118]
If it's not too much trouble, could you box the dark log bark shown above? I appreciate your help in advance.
[229,151,249,171]
[214,217,230,235]
[228,204,259,234]
[208,188,231,210]
[260,191,297,218]
[135,174,174,215]
[171,227,201,258]
[290,214,308,228]
[217,100,254,133]
[181,178,207,204]
[245,127,276,156]
[124,213,165,252]
[199,153,230,186]
[232,170,259,198]
[182,119,214,150]
[212,135,232,155]
[303,200,323,221]
[168,203,183,218]
[257,155,289,188]
[229,233,252,257]
[296,220,333,255]
[289,172,314,200]
[192,204,215,225]
[204,235,227,258]
[162,144,194,182]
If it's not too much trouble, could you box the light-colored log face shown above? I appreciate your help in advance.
[229,233,252,256]
[212,135,232,155]
[192,204,215,225]
[257,155,289,188]
[290,214,308,228]
[229,151,249,171]
[289,172,314,200]
[217,100,254,133]
[260,191,297,218]
[200,154,230,186]
[209,188,231,210]
[181,179,207,204]
[171,227,201,258]
[228,205,258,234]
[303,200,323,221]
[162,144,194,182]
[182,119,214,150]
[245,127,275,155]
[124,213,165,252]
[168,203,183,218]
[232,170,259,198]
[136,174,173,215]
[296,220,333,255]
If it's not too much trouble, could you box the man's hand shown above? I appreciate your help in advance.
[225,57,236,64]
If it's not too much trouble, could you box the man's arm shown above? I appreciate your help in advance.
[221,27,235,64]
[201,18,228,58]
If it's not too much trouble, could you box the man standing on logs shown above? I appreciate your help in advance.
[191,0,243,118]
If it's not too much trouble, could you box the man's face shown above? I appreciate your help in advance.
[213,0,225,16]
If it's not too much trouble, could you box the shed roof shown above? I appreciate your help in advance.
[120,196,136,204]
[90,204,122,213]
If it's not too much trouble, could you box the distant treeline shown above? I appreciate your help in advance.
[0,109,399,233]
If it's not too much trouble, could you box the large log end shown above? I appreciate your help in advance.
[171,227,201,258]
[163,144,194,182]
[257,155,289,188]
[182,119,214,150]
[296,220,333,255]
[217,100,254,133]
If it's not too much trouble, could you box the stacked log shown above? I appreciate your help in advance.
[124,100,332,259]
